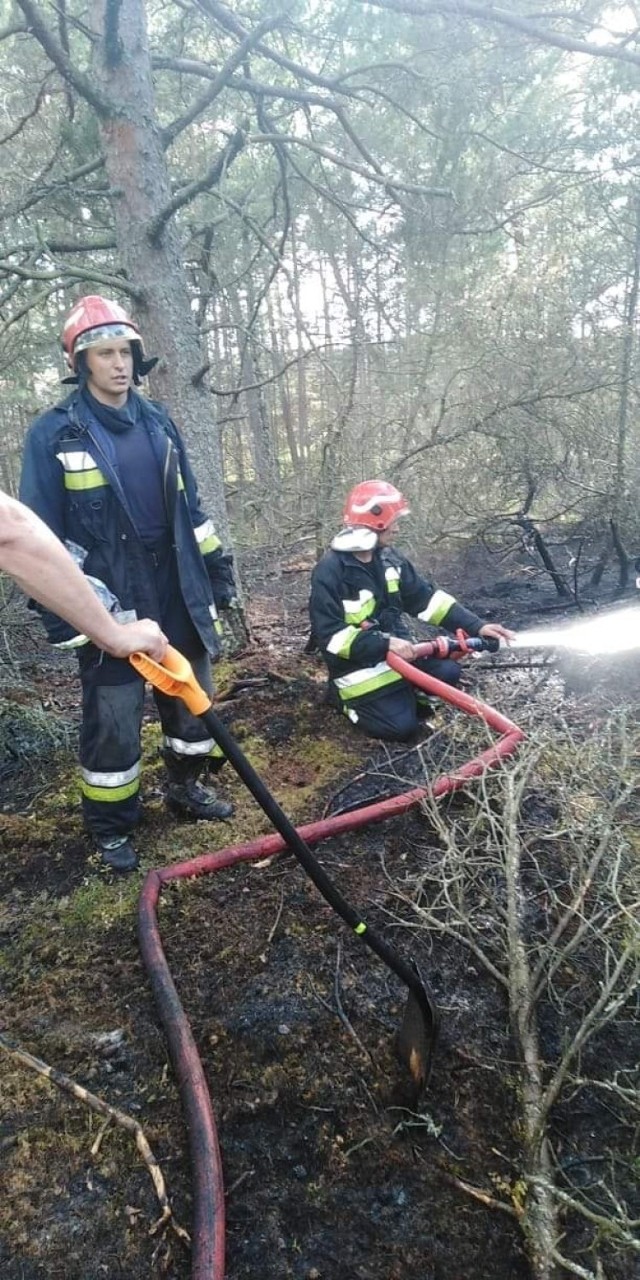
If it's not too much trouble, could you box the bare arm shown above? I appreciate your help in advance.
[0,492,167,660]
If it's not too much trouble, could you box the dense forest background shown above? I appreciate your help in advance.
[1,0,640,578]
[1,9,640,1280]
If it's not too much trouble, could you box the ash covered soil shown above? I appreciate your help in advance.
[0,557,639,1280]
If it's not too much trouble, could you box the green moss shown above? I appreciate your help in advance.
[55,877,139,933]
[140,720,163,752]
[213,656,236,693]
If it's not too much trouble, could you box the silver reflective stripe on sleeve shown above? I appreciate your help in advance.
[54,633,91,649]
[326,625,361,658]
[417,589,456,625]
[343,589,376,626]
[194,519,222,556]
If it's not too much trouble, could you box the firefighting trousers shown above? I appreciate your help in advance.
[335,656,462,741]
[78,650,224,841]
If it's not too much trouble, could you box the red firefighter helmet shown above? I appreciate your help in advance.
[343,480,410,532]
[61,295,143,370]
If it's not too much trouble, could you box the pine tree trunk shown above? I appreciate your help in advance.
[90,0,229,536]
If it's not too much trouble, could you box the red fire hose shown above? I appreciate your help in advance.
[135,642,524,1279]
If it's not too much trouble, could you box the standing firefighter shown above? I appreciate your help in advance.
[309,480,514,741]
[20,295,237,872]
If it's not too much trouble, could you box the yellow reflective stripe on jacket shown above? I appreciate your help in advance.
[326,624,361,658]
[418,589,456,626]
[80,760,141,803]
[385,566,401,594]
[194,518,221,556]
[63,469,108,491]
[177,470,185,492]
[343,590,377,626]
[56,449,108,491]
[334,661,403,700]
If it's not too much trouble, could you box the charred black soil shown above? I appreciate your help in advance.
[1,575,639,1280]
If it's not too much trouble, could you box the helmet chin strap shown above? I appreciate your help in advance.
[134,351,159,382]
[60,347,159,386]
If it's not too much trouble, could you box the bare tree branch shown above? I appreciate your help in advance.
[209,343,318,397]
[161,15,284,149]
[0,21,28,42]
[248,132,452,198]
[363,0,640,69]
[0,237,116,258]
[195,0,354,91]
[0,75,54,147]
[15,0,111,116]
[148,125,247,244]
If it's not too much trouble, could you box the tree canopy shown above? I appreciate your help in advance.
[0,0,638,573]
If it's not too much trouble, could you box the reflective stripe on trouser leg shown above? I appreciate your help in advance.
[337,657,463,741]
[79,677,145,840]
[154,650,226,771]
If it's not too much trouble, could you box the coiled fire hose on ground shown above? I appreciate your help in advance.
[130,639,524,1280]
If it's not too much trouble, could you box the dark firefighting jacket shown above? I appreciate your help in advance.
[19,390,235,655]
[309,544,483,704]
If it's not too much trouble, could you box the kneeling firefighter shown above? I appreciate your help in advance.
[20,295,238,871]
[309,481,514,741]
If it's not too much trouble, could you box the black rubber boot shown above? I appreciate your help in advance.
[166,778,234,821]
[97,836,139,872]
[415,696,437,721]
[162,748,234,821]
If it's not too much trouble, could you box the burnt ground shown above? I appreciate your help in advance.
[0,556,639,1280]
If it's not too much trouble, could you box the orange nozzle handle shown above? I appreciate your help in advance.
[130,644,212,716]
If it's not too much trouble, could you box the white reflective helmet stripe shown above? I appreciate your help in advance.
[350,493,402,513]
[74,323,139,354]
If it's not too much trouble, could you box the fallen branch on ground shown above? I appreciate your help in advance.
[0,1032,189,1244]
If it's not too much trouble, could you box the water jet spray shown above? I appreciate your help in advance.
[504,606,640,656]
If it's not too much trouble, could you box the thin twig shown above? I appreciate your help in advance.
[266,886,285,944]
[0,1033,189,1243]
